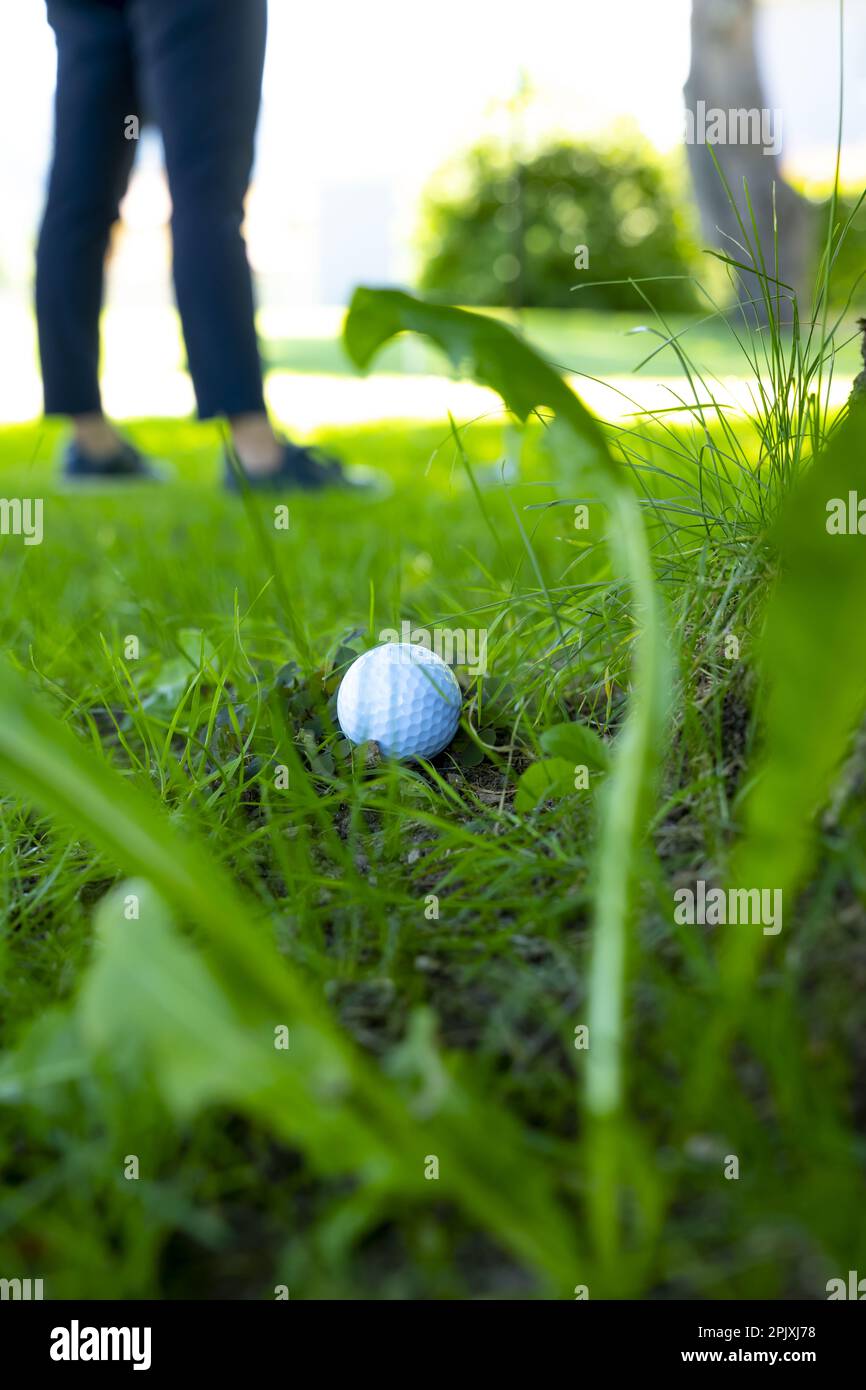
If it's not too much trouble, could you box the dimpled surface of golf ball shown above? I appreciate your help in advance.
[337,642,461,760]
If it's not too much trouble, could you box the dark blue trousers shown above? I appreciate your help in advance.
[36,0,268,419]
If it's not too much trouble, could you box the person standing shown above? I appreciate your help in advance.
[37,0,350,489]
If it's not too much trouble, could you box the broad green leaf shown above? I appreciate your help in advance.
[514,757,578,813]
[0,1009,87,1104]
[345,287,612,475]
[741,408,866,890]
[687,407,866,1112]
[79,881,395,1174]
[81,881,265,1116]
[540,721,611,770]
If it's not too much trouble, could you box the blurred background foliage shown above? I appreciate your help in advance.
[417,128,866,314]
[418,128,702,312]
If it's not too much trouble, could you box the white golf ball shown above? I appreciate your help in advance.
[336,642,462,760]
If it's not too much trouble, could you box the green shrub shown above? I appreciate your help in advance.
[417,129,701,312]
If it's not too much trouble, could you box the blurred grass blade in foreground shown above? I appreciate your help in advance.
[0,657,581,1288]
[345,287,671,1273]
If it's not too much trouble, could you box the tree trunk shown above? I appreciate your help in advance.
[684,0,815,315]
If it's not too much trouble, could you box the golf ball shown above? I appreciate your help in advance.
[336,642,462,760]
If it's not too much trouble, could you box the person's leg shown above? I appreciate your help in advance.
[36,0,140,458]
[129,0,282,473]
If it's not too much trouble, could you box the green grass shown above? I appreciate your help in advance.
[264,305,866,381]
[1,270,866,1300]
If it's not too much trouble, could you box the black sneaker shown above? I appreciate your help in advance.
[224,440,386,494]
[62,438,165,483]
